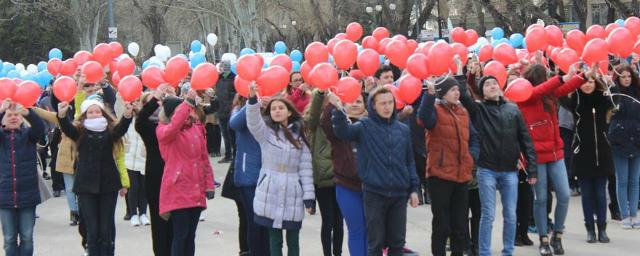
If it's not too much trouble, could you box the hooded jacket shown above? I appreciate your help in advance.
[332,93,420,198]
[608,86,640,157]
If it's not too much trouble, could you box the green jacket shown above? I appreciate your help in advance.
[304,90,335,188]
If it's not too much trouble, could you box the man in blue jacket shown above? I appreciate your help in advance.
[0,99,45,256]
[332,86,420,256]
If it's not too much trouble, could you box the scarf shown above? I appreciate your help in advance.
[83,117,108,132]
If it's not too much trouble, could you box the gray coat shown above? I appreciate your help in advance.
[246,101,315,230]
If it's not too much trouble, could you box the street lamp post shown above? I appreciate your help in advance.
[107,0,116,42]
[436,0,443,40]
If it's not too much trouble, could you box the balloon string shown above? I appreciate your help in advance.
[327,91,351,124]
[425,72,452,86]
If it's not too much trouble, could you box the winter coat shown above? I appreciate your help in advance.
[0,110,45,209]
[321,104,362,191]
[135,98,165,179]
[32,107,76,175]
[608,86,640,157]
[516,75,586,164]
[288,87,311,114]
[157,102,215,217]
[214,73,236,120]
[124,119,146,174]
[458,76,538,177]
[418,94,480,183]
[57,114,132,194]
[304,91,335,188]
[331,93,420,198]
[560,90,614,178]
[229,105,262,187]
[246,98,315,230]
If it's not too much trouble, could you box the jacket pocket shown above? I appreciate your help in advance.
[257,173,267,187]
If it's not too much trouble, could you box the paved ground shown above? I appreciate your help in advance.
[33,157,640,256]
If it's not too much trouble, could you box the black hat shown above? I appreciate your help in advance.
[477,76,497,96]
[162,96,183,119]
[435,77,460,99]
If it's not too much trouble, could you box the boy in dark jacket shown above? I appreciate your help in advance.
[332,86,420,256]
[0,100,45,256]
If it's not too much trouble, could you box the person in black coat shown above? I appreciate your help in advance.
[215,61,237,163]
[560,77,614,243]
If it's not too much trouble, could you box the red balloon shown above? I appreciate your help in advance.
[52,76,78,102]
[451,27,466,45]
[586,25,606,40]
[191,63,220,90]
[465,29,479,47]
[14,81,41,107]
[327,38,340,55]
[451,43,468,66]
[108,60,118,74]
[397,75,422,104]
[349,69,365,81]
[417,41,435,56]
[333,40,358,70]
[634,40,640,55]
[236,54,264,81]
[141,67,166,89]
[406,39,419,53]
[234,76,251,98]
[605,23,620,37]
[59,59,78,76]
[582,38,609,66]
[257,66,290,97]
[566,30,586,55]
[525,27,547,52]
[163,56,190,84]
[386,40,411,69]
[109,42,124,58]
[0,78,17,101]
[119,75,143,102]
[305,42,329,66]
[625,16,640,36]
[111,72,121,88]
[478,45,493,62]
[47,59,62,76]
[377,38,392,55]
[333,77,362,103]
[483,61,507,89]
[346,22,364,42]
[556,48,579,73]
[335,33,347,40]
[427,41,454,76]
[93,43,113,66]
[544,25,564,47]
[384,84,405,110]
[81,61,104,83]
[493,43,518,65]
[116,58,136,76]
[406,53,430,80]
[505,78,533,103]
[270,54,293,72]
[300,61,312,82]
[607,27,634,58]
[308,63,338,90]
[73,51,93,66]
[549,47,562,63]
[526,24,544,35]
[357,49,381,76]
[598,59,609,75]
[372,27,390,41]
[392,35,408,42]
[362,36,379,50]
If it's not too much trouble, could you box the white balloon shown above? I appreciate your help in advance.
[154,44,163,58]
[149,56,163,65]
[148,62,165,69]
[19,70,29,77]
[15,63,25,72]
[207,33,218,46]
[221,53,237,64]
[26,64,38,75]
[188,51,196,59]
[160,46,171,60]
[128,42,140,57]
[199,45,207,54]
[118,54,131,60]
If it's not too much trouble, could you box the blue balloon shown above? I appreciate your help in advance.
[4,62,16,72]
[292,61,301,72]
[616,19,625,27]
[358,45,364,53]
[142,60,150,70]
[521,39,527,50]
[379,55,386,65]
[7,70,19,78]
[509,33,524,48]
[328,55,334,64]
[191,40,202,53]
[0,70,6,78]
[491,27,504,40]
[289,50,303,62]
[491,39,500,47]
[48,48,63,60]
[190,53,206,68]
[263,62,269,68]
[274,41,287,54]
[37,61,47,72]
[240,48,255,56]
[231,63,237,75]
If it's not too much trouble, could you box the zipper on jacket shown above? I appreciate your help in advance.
[593,108,599,166]
[242,153,247,172]
[11,132,17,208]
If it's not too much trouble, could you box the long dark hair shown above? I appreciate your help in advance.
[261,97,309,149]
[286,72,303,94]
[614,64,640,96]
[524,64,556,113]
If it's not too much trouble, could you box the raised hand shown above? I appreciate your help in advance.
[57,102,70,118]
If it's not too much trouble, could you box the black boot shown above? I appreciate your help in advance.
[70,211,79,226]
[597,223,610,243]
[585,224,597,243]
[521,233,534,246]
[551,232,565,255]
[538,237,553,256]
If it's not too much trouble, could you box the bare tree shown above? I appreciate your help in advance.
[473,0,486,35]
[132,0,174,56]
[605,0,635,17]
[572,0,588,32]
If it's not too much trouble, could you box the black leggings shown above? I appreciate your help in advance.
[316,186,344,256]
[517,181,533,237]
[127,170,148,215]
[205,123,221,154]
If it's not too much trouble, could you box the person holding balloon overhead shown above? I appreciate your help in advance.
[215,61,237,164]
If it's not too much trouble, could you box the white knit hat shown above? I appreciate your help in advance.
[80,95,105,114]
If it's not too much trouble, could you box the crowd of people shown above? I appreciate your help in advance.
[1,48,640,256]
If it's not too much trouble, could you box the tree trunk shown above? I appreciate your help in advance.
[607,3,616,24]
[413,0,437,39]
[474,0,486,36]
[572,0,587,32]
[478,0,512,34]
[605,0,634,18]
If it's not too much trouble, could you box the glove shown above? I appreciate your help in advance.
[206,190,215,200]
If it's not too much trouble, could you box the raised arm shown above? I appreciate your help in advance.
[229,105,248,131]
[25,109,45,144]
[554,74,587,98]
[245,97,270,144]
[156,102,193,143]
[57,112,80,140]
[417,92,437,129]
[527,76,563,102]
[304,90,325,131]
[331,108,363,141]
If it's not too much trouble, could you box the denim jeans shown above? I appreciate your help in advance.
[77,192,118,256]
[171,207,202,256]
[335,185,367,256]
[363,191,407,256]
[533,159,570,236]
[0,207,36,256]
[613,152,640,219]
[477,168,518,256]
[63,173,78,212]
[578,176,608,226]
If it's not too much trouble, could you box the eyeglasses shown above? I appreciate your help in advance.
[291,79,303,83]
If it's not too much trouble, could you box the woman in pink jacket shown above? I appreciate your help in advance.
[156,90,215,256]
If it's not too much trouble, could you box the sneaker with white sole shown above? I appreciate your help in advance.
[621,217,633,229]
[199,212,205,222]
[633,217,640,229]
[139,214,151,226]
[130,215,141,227]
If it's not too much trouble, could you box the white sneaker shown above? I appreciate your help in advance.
[130,215,141,227]
[633,217,640,229]
[621,217,633,229]
[139,214,150,226]
[199,212,205,222]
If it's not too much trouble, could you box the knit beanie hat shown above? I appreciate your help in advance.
[80,94,105,114]
[477,76,498,97]
[435,77,460,99]
[162,96,183,119]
